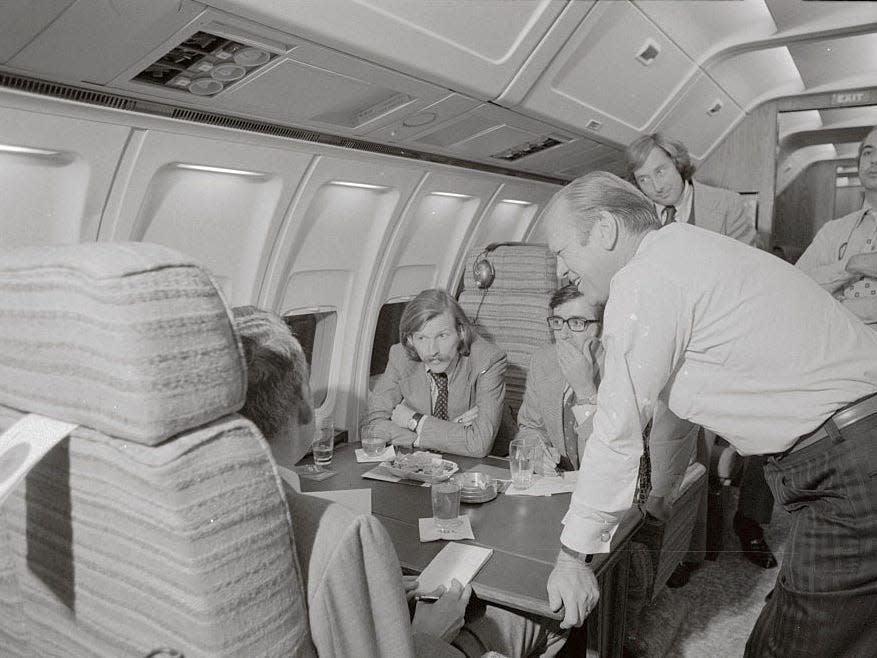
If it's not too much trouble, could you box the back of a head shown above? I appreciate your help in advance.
[542,171,661,242]
[233,306,314,449]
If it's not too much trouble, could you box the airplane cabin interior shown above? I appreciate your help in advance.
[1,1,876,657]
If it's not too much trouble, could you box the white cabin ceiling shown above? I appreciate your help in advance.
[2,0,877,182]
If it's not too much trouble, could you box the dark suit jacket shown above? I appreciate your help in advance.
[364,337,507,457]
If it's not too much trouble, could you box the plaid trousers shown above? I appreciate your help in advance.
[744,410,877,657]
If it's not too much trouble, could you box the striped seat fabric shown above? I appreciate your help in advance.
[458,243,558,455]
[0,242,313,657]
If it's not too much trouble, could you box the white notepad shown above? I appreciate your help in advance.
[415,543,493,597]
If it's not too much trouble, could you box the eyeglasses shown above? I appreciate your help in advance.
[546,316,599,332]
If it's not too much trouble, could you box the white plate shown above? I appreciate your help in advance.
[380,459,459,484]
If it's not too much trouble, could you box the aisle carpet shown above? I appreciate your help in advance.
[632,489,789,657]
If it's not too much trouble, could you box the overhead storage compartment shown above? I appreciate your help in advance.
[518,1,697,144]
[655,72,742,160]
[5,0,205,84]
[203,0,571,100]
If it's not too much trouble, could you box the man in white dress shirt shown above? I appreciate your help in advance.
[797,125,877,328]
[541,171,877,657]
[626,132,777,571]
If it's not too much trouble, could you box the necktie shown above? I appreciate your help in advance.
[429,371,449,420]
[635,420,652,506]
[661,206,676,227]
[561,391,580,470]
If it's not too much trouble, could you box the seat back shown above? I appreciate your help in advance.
[0,242,313,657]
[458,243,558,455]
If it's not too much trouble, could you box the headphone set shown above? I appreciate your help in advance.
[470,241,523,325]
[472,242,520,289]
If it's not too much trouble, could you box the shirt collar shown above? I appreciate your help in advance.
[653,181,692,222]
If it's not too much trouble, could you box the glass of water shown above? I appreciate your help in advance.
[312,422,335,470]
[509,438,535,490]
[431,480,462,533]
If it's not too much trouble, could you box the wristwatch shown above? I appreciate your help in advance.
[407,412,423,432]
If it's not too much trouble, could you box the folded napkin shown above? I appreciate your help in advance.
[355,445,396,463]
[419,515,475,542]
[504,472,577,497]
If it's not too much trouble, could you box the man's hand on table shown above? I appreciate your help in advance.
[391,402,417,429]
[411,578,471,643]
[547,547,599,629]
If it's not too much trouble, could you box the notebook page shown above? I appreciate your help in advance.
[415,543,493,596]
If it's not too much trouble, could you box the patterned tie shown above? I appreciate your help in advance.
[661,206,676,227]
[635,420,652,505]
[561,391,580,470]
[429,371,449,420]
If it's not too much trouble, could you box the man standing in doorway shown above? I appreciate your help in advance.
[625,133,776,570]
[797,125,877,329]
[542,171,877,657]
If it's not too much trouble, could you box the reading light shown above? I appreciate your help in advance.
[432,192,472,199]
[175,163,268,177]
[0,144,62,156]
[330,181,388,190]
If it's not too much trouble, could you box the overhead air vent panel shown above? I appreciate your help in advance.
[491,135,568,162]
[133,30,278,97]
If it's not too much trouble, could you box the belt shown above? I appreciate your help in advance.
[788,391,877,455]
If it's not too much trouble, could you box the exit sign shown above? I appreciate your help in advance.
[830,91,874,106]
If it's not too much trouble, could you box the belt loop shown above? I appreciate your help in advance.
[824,418,843,444]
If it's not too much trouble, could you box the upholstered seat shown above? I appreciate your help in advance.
[458,243,558,456]
[0,242,314,657]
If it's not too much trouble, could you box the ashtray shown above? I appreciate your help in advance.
[454,472,498,504]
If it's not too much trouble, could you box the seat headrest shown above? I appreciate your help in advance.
[464,243,557,294]
[0,241,246,445]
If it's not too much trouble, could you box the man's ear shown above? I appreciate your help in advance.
[594,210,619,250]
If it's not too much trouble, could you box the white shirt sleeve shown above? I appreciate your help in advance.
[560,267,689,554]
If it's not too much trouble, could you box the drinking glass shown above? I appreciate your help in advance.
[509,438,535,489]
[312,422,335,470]
[431,480,462,533]
[361,427,387,458]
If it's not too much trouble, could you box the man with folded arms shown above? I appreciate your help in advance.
[542,171,877,657]
[797,125,877,329]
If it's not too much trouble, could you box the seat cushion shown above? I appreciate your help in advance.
[0,242,245,446]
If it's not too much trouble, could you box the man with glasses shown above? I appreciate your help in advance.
[798,125,877,329]
[517,283,604,475]
[517,284,694,513]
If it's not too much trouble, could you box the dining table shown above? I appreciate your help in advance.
[297,441,643,658]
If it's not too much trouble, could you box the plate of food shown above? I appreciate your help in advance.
[381,450,459,484]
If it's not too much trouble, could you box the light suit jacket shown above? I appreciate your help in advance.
[365,337,507,457]
[691,181,757,247]
[517,343,697,499]
[286,490,462,658]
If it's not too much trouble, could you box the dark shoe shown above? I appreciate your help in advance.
[734,515,778,569]
[666,562,690,588]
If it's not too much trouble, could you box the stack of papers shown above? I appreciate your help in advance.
[361,464,429,487]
